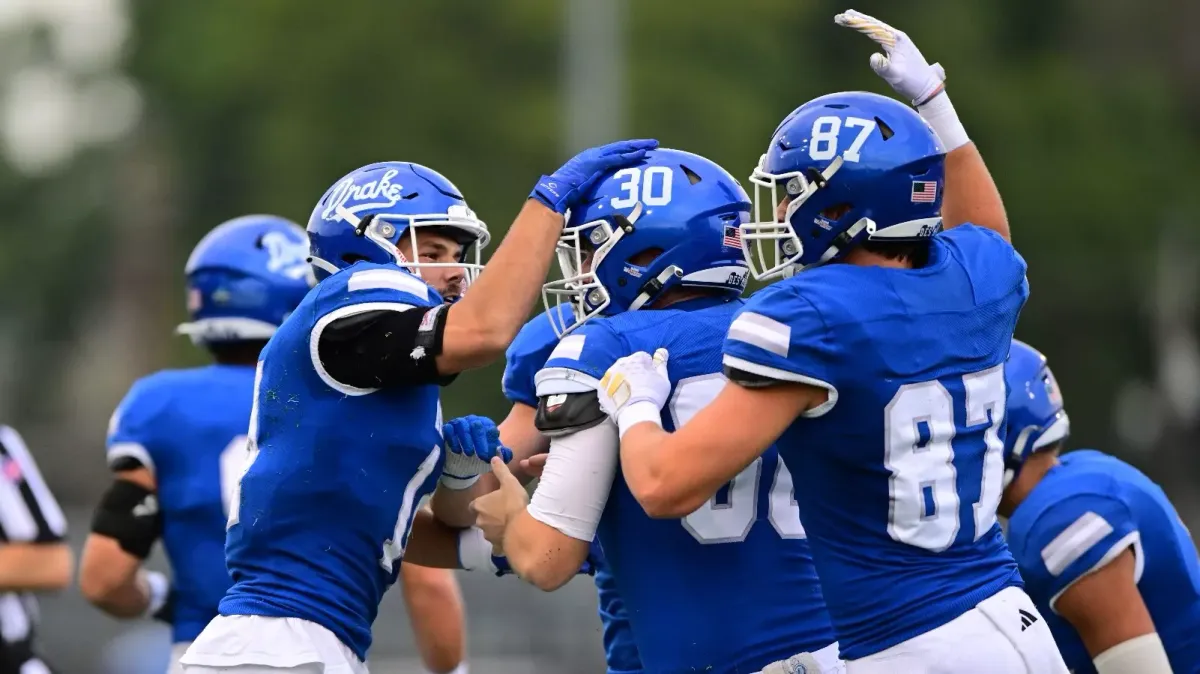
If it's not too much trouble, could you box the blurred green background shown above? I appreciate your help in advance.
[1,0,1198,671]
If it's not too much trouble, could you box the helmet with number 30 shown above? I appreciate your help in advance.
[743,91,946,279]
[542,148,750,337]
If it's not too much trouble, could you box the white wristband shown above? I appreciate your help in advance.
[457,527,497,572]
[917,91,970,152]
[616,401,663,439]
[142,569,169,617]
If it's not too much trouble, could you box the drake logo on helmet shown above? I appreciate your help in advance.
[261,231,311,279]
[321,169,405,222]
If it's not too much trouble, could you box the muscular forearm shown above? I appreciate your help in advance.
[431,481,493,529]
[0,543,72,592]
[79,535,154,617]
[438,202,563,372]
[504,510,589,591]
[918,94,1009,241]
[405,507,468,569]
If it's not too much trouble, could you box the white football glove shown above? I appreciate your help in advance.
[835,9,945,107]
[598,348,672,438]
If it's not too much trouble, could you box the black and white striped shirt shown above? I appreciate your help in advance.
[0,426,65,674]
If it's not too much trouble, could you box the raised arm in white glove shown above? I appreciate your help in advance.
[835,9,969,151]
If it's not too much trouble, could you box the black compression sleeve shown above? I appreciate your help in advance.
[317,305,457,388]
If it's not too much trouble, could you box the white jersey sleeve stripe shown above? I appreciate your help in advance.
[1040,511,1115,577]
[727,312,791,357]
[347,268,430,300]
[548,334,586,362]
[1049,531,1143,611]
[535,367,601,397]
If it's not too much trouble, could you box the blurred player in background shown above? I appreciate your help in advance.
[1000,339,1200,674]
[78,215,470,674]
[471,148,841,674]
[595,12,1069,673]
[181,142,656,674]
[0,425,70,674]
[79,215,313,673]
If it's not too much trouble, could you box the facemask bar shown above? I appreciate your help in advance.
[1001,412,1070,488]
[743,155,844,280]
[313,204,490,288]
[542,202,644,337]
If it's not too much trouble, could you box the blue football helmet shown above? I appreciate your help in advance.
[1003,339,1071,487]
[744,91,946,279]
[542,148,750,336]
[177,215,314,345]
[306,162,490,288]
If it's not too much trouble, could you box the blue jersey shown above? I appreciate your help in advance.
[1006,450,1200,673]
[540,296,836,674]
[221,262,446,661]
[106,364,256,644]
[723,225,1028,659]
[503,308,643,674]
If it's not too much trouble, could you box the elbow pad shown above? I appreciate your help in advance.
[317,304,457,388]
[91,479,162,559]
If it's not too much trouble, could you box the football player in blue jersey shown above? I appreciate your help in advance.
[592,13,1070,674]
[79,215,471,674]
[78,215,314,672]
[1000,339,1200,674]
[179,141,656,674]
[470,148,842,674]
[481,307,643,674]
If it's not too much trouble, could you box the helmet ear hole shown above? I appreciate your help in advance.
[341,253,369,266]
[626,247,664,267]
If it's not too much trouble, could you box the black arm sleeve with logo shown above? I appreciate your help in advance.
[317,304,457,388]
[535,391,607,438]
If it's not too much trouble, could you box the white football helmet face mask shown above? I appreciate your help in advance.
[308,203,490,290]
[742,155,846,280]
[541,203,643,338]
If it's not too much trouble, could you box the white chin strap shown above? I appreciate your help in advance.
[176,318,278,345]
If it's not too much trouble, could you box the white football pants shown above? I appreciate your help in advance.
[180,614,367,674]
[845,586,1069,674]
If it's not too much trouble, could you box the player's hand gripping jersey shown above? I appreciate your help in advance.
[503,307,643,674]
[220,262,446,662]
[724,224,1028,658]
[539,297,838,674]
[1006,450,1200,673]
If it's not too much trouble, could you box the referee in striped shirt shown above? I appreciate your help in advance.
[0,425,72,673]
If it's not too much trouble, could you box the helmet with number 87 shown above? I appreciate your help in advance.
[542,148,750,337]
[1003,339,1070,488]
[306,162,490,294]
[743,91,946,279]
